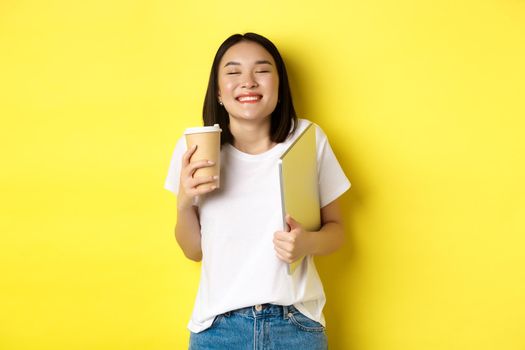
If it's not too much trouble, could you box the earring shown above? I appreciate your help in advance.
[218,99,223,105]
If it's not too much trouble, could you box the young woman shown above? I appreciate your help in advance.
[165,32,351,350]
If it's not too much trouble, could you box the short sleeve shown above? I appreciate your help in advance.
[315,125,351,207]
[164,136,187,195]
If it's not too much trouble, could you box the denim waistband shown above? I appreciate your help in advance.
[222,303,298,319]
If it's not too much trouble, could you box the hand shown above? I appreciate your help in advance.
[273,215,312,264]
[177,145,218,210]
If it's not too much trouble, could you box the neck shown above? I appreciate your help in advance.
[229,117,275,155]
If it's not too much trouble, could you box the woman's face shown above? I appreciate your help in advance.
[217,41,279,124]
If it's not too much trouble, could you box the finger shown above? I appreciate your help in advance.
[182,175,217,193]
[187,175,218,189]
[274,246,293,263]
[273,237,293,252]
[184,182,218,197]
[285,214,300,230]
[274,231,295,243]
[275,252,291,263]
[185,159,216,178]
[182,145,198,166]
[275,246,289,261]
[193,184,218,195]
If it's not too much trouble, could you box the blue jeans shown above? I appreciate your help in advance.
[189,304,328,350]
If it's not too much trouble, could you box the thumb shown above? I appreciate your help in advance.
[286,214,300,230]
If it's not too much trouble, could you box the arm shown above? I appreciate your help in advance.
[175,205,203,262]
[273,198,345,263]
[175,145,218,262]
[307,198,345,256]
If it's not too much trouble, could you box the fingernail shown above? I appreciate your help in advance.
[212,175,219,180]
[208,160,215,165]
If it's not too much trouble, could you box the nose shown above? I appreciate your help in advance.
[241,73,258,88]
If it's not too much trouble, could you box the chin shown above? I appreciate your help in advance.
[232,114,272,122]
[229,110,273,121]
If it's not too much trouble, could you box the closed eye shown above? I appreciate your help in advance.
[227,72,241,75]
[256,70,270,73]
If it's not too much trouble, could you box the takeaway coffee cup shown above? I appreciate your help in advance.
[184,124,222,189]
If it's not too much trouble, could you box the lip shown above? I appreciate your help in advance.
[235,93,262,103]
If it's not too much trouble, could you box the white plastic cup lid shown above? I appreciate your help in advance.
[184,124,222,135]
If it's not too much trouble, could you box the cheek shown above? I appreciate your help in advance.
[270,77,280,100]
[271,76,279,94]
[261,74,279,92]
[218,80,235,96]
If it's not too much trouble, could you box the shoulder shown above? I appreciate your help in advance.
[166,134,188,165]
[293,118,329,145]
[294,118,313,132]
[173,135,188,155]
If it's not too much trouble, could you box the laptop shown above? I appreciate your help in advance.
[278,122,321,274]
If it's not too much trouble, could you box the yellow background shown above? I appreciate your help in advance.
[1,0,524,349]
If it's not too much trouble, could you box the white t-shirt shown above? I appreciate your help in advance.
[164,118,351,333]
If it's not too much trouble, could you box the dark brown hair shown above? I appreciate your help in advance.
[203,32,297,145]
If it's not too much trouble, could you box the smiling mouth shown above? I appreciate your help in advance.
[236,95,262,103]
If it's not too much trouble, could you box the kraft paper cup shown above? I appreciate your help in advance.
[184,124,222,189]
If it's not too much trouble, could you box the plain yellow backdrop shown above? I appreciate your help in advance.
[1,0,524,349]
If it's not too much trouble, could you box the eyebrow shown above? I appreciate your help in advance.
[223,60,273,67]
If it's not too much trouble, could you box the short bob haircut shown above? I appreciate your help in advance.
[203,32,297,146]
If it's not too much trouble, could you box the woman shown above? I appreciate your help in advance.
[165,32,351,350]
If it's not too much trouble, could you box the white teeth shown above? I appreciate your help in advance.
[237,96,260,102]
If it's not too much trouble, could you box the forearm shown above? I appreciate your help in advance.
[307,222,345,256]
[175,205,202,261]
